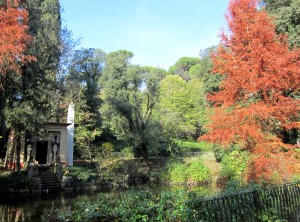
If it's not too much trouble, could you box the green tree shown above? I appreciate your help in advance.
[168,57,200,80]
[62,81,100,162]
[156,75,207,139]
[100,50,165,160]
[262,0,300,47]
[63,48,105,159]
[3,0,62,170]
[67,48,105,115]
[53,27,80,122]
[189,46,223,93]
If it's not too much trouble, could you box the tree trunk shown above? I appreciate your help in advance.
[140,142,148,161]
[134,142,148,162]
[4,130,16,170]
[0,91,6,158]
[16,132,21,173]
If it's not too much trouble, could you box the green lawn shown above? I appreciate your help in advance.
[174,139,214,152]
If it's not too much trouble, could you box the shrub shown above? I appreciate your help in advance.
[68,166,98,182]
[101,142,114,157]
[120,146,134,158]
[0,171,32,192]
[220,149,250,185]
[175,139,214,152]
[161,158,211,184]
[42,190,196,222]
[109,159,139,176]
[213,147,225,162]
[161,161,186,183]
[186,161,212,182]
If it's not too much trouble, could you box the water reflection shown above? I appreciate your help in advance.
[0,184,219,222]
[0,192,81,222]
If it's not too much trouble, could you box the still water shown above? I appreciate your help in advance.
[0,191,91,222]
[0,184,219,222]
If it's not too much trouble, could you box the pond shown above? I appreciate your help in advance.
[0,183,219,222]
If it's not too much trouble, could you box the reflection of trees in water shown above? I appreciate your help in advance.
[0,194,73,222]
[0,205,26,222]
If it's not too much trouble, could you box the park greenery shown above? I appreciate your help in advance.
[0,0,300,220]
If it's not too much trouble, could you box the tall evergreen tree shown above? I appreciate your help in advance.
[168,57,200,80]
[0,0,34,157]
[3,0,62,169]
[7,0,62,129]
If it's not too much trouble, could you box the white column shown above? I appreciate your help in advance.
[67,101,75,166]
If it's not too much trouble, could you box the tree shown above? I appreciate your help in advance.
[262,0,300,48]
[99,50,165,160]
[67,48,105,115]
[189,46,223,93]
[62,80,100,163]
[168,57,200,80]
[0,0,34,91]
[63,48,105,159]
[3,0,62,170]
[0,0,34,156]
[156,75,207,139]
[52,27,79,123]
[199,0,300,183]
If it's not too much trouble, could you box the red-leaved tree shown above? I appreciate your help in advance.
[0,0,34,92]
[199,0,300,184]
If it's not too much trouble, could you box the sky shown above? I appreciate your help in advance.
[59,0,229,70]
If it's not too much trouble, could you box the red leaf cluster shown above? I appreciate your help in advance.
[199,0,300,183]
[0,0,35,92]
[247,152,296,184]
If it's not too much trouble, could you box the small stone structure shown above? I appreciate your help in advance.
[21,103,75,168]
[22,122,72,167]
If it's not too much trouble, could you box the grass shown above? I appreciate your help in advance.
[174,139,214,152]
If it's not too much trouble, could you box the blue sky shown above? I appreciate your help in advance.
[60,0,229,69]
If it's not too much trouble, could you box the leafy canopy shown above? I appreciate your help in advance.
[199,0,300,183]
[156,75,207,139]
[99,50,166,159]
[0,0,35,91]
[263,0,300,48]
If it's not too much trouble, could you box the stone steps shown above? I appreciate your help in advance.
[39,166,61,192]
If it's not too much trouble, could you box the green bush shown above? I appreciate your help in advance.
[186,161,212,182]
[42,190,197,222]
[213,147,225,162]
[68,166,98,182]
[109,159,139,176]
[161,159,212,183]
[101,142,114,157]
[0,171,32,192]
[120,146,134,158]
[221,149,250,186]
[161,161,186,183]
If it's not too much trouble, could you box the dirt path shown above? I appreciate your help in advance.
[202,152,222,173]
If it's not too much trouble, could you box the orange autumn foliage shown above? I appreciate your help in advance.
[0,0,35,92]
[247,152,295,184]
[199,0,300,183]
